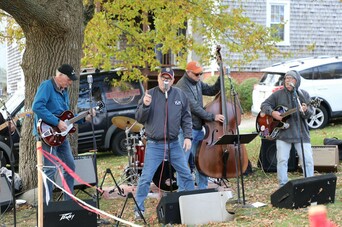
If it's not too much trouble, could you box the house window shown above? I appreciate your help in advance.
[266,0,290,46]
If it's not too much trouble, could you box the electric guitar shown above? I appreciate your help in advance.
[256,97,321,140]
[0,111,33,131]
[37,101,104,147]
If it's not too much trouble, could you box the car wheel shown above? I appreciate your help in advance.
[111,130,128,156]
[307,105,328,129]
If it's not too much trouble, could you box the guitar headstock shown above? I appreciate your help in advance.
[310,97,322,108]
[96,101,105,111]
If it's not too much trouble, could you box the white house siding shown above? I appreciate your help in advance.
[221,0,342,71]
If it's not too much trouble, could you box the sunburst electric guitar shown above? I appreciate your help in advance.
[256,97,321,140]
[37,101,104,147]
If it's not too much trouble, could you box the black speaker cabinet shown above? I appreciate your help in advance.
[43,199,97,227]
[55,155,97,190]
[271,174,337,209]
[157,188,217,224]
[0,175,13,213]
[258,139,298,172]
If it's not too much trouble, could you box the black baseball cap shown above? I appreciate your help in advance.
[58,64,78,81]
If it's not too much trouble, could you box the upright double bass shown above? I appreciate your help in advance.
[195,46,249,179]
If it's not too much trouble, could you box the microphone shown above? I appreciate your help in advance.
[226,66,231,78]
[164,80,169,99]
[87,75,93,89]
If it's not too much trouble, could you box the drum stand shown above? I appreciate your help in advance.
[114,125,146,225]
[119,125,143,185]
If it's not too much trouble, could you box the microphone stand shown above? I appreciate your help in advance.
[165,88,174,192]
[87,77,106,224]
[226,72,248,206]
[2,101,21,227]
[292,88,307,177]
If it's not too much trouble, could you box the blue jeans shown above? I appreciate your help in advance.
[276,140,314,187]
[135,140,195,212]
[177,129,208,191]
[42,139,75,200]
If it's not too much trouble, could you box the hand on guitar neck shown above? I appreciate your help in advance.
[57,108,96,132]
[271,102,308,121]
[38,101,105,147]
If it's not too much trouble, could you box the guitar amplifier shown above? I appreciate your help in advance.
[298,145,339,172]
[55,155,97,190]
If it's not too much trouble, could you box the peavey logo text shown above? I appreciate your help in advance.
[59,212,75,221]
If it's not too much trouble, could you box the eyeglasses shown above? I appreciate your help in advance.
[193,72,203,77]
[284,76,296,81]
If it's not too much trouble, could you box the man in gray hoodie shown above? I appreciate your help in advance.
[260,70,314,187]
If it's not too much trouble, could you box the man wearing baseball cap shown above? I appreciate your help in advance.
[175,61,225,191]
[134,67,195,220]
[32,63,95,202]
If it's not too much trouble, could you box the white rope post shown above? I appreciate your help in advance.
[37,141,43,227]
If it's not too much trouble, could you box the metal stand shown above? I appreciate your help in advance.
[99,168,125,197]
[1,101,21,227]
[165,92,174,193]
[115,192,147,226]
[86,76,108,225]
[292,88,307,177]
[214,133,257,206]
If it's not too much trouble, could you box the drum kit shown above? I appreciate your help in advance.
[111,116,177,191]
[111,116,145,185]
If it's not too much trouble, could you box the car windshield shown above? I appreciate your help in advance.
[259,73,284,86]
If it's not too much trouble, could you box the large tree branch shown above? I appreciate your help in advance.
[0,0,83,33]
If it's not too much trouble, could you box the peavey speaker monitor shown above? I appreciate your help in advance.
[258,139,298,172]
[157,188,216,224]
[43,199,97,227]
[271,174,337,209]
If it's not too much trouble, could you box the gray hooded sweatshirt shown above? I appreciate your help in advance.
[260,70,314,143]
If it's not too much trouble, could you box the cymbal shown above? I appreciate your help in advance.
[111,116,143,132]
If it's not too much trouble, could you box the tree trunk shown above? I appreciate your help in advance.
[0,0,85,190]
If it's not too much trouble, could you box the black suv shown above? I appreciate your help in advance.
[0,69,144,166]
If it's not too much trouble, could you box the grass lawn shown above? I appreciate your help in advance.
[1,116,341,226]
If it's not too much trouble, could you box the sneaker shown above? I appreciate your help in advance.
[134,210,144,220]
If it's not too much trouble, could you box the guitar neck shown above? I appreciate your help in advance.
[67,111,89,124]
[280,99,318,118]
[281,108,297,118]
[0,116,19,131]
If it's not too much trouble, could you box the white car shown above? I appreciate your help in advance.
[251,56,342,129]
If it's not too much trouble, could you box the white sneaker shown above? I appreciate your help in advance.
[134,210,144,220]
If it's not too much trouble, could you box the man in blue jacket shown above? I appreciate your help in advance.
[32,64,94,201]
